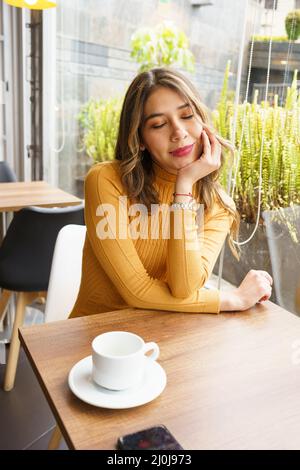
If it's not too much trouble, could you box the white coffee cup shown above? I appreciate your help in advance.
[91,331,159,390]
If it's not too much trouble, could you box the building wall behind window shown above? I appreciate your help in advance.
[51,0,262,196]
[260,0,295,36]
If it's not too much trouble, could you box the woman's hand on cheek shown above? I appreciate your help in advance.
[176,127,222,187]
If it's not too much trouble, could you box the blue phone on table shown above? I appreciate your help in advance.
[117,425,184,450]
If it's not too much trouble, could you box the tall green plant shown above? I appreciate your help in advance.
[130,21,195,72]
[78,97,122,163]
[285,10,300,41]
[213,64,300,224]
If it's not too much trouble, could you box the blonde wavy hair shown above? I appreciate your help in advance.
[115,67,240,258]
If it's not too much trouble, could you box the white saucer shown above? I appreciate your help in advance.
[68,356,167,409]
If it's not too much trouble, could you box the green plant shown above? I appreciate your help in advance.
[130,21,195,73]
[213,64,300,225]
[78,97,122,163]
[285,10,300,41]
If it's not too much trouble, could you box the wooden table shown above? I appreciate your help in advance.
[0,181,82,212]
[19,303,300,450]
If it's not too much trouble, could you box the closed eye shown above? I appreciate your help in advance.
[152,114,194,129]
[152,123,166,129]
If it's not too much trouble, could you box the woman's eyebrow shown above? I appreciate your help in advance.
[143,103,191,123]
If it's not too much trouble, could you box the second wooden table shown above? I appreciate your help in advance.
[0,181,82,212]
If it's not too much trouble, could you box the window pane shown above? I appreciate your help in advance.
[50,0,135,196]
[46,0,268,197]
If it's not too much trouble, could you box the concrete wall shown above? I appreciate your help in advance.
[260,0,296,37]
[52,0,263,195]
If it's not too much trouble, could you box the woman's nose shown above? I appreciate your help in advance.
[170,125,188,142]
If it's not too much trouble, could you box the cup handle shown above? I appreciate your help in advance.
[143,342,159,361]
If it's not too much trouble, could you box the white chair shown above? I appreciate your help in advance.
[45,223,86,449]
[44,224,86,323]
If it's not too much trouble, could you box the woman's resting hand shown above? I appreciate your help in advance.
[219,269,273,312]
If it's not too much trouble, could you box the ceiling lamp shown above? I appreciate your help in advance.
[4,0,56,9]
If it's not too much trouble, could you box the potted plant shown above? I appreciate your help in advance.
[213,64,300,314]
[76,97,122,195]
[130,21,195,72]
[285,9,300,41]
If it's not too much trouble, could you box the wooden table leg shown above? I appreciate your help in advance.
[48,425,62,450]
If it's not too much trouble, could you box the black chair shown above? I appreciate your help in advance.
[0,161,17,183]
[0,203,85,391]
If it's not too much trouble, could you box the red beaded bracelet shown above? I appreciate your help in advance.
[173,192,193,198]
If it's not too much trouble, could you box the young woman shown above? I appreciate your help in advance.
[70,68,272,318]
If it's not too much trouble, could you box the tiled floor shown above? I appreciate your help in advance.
[0,346,67,450]
[0,274,235,450]
[0,302,68,450]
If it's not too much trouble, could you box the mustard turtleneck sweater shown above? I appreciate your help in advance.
[70,160,234,318]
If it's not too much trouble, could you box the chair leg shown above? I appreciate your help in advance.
[3,291,34,391]
[48,425,62,450]
[35,291,47,305]
[0,289,12,324]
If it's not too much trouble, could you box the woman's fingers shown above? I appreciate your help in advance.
[258,288,271,303]
[202,128,221,162]
[257,270,273,286]
[211,137,222,156]
[201,129,211,155]
[203,125,219,144]
[209,133,222,156]
[258,276,272,302]
[258,295,270,302]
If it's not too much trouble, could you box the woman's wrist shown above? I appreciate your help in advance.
[175,178,193,192]
[174,180,193,203]
[173,193,194,203]
[219,290,244,312]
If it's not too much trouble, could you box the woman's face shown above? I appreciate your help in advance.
[141,86,203,175]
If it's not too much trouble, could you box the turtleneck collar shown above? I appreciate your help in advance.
[152,160,177,183]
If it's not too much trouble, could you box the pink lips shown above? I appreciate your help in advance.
[170,143,194,157]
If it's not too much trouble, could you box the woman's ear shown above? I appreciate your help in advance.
[140,143,146,151]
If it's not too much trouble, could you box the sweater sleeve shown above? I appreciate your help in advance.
[167,196,234,299]
[84,164,221,314]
